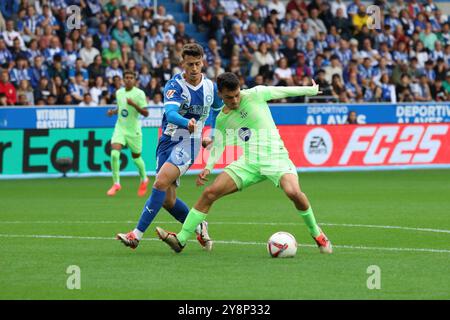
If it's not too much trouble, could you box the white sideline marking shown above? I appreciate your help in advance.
[1,220,450,234]
[0,233,449,254]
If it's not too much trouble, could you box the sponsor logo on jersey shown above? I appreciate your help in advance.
[121,109,128,117]
[166,89,176,99]
[238,127,252,142]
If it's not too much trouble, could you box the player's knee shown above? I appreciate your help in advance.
[203,186,219,203]
[153,177,170,191]
[284,187,300,201]
[111,149,120,160]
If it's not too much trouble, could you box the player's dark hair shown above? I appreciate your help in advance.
[182,43,204,58]
[123,70,136,78]
[217,72,240,92]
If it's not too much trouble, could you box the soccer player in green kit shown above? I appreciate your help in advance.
[156,72,332,254]
[106,70,150,197]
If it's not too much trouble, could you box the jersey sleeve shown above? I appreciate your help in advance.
[254,86,319,101]
[252,85,273,101]
[138,90,148,108]
[211,83,224,111]
[163,80,184,107]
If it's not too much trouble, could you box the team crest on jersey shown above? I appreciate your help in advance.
[121,109,128,117]
[238,127,252,142]
[205,94,213,104]
[166,90,176,99]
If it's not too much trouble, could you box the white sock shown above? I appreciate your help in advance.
[133,228,144,240]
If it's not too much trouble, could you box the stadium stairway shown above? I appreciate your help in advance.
[159,0,209,47]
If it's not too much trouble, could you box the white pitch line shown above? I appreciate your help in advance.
[0,220,449,234]
[0,233,449,254]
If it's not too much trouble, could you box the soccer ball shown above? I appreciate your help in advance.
[267,232,298,258]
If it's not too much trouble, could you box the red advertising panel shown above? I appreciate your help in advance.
[189,124,450,170]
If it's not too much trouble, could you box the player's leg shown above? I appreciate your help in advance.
[162,184,213,249]
[279,173,332,254]
[134,162,180,236]
[127,134,149,197]
[156,171,239,252]
[107,140,123,196]
[131,151,149,196]
[116,161,179,249]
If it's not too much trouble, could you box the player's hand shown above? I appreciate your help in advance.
[188,118,197,134]
[196,169,210,186]
[202,137,213,150]
[107,108,116,117]
[311,79,322,95]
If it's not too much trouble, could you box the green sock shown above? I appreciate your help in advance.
[177,208,207,246]
[133,156,147,181]
[299,207,321,237]
[111,149,120,184]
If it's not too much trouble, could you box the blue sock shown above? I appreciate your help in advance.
[136,188,166,233]
[166,198,190,223]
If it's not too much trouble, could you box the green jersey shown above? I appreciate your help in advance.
[115,87,147,134]
[206,85,318,171]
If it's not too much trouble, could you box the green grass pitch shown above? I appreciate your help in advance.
[0,169,449,300]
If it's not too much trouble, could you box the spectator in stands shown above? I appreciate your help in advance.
[274,57,294,87]
[17,79,34,105]
[105,58,123,84]
[331,74,346,101]
[143,77,162,101]
[2,20,25,50]
[50,75,67,104]
[379,73,397,103]
[324,55,343,84]
[345,111,359,124]
[34,76,51,104]
[16,93,30,106]
[149,92,163,106]
[206,57,225,81]
[396,73,414,102]
[88,54,106,81]
[9,57,31,87]
[79,93,97,106]
[154,57,173,87]
[412,74,433,101]
[249,41,275,79]
[80,36,100,68]
[102,39,122,67]
[11,37,29,62]
[0,93,8,106]
[90,75,108,105]
[69,72,88,104]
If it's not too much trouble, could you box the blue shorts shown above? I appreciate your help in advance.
[156,134,201,186]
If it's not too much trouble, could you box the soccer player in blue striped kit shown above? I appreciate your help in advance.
[116,43,222,250]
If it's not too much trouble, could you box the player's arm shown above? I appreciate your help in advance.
[255,80,321,101]
[198,120,226,186]
[163,81,197,133]
[127,93,149,117]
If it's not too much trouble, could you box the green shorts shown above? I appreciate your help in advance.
[223,154,298,191]
[111,129,142,154]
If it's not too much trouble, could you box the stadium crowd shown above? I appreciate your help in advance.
[0,0,450,107]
